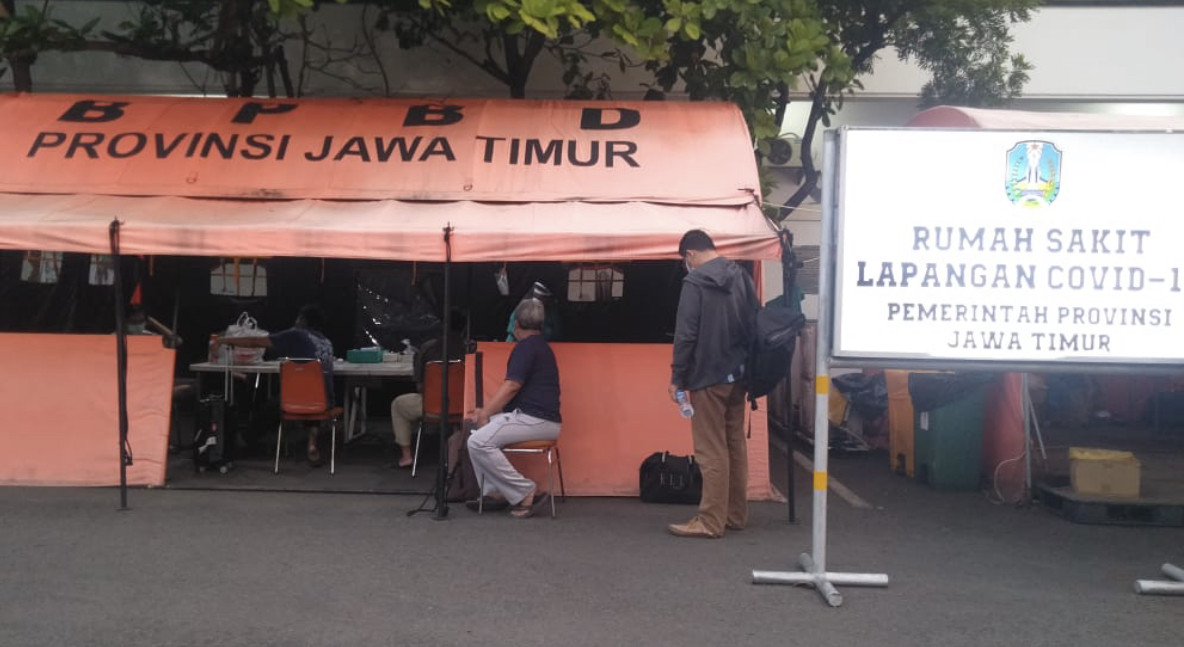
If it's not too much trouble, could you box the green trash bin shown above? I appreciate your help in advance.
[909,374,991,491]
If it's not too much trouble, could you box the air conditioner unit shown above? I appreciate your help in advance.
[763,138,796,168]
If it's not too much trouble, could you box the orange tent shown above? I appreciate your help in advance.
[0,94,775,260]
[0,94,779,494]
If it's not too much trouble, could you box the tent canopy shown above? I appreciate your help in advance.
[0,94,778,261]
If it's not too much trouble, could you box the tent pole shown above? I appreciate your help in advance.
[435,224,454,520]
[782,230,796,524]
[109,220,130,511]
[751,130,887,606]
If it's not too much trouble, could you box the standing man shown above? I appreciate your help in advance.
[668,230,757,538]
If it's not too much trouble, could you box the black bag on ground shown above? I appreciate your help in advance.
[639,452,702,505]
[193,396,234,473]
[445,427,480,503]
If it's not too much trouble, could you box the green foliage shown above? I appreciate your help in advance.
[893,0,1038,108]
[0,4,95,58]
[763,0,1039,219]
[474,0,598,39]
[597,0,851,145]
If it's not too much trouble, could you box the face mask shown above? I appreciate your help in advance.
[684,260,693,273]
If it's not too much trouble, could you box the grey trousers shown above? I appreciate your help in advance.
[467,410,561,505]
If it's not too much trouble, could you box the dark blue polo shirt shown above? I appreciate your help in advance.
[504,334,561,423]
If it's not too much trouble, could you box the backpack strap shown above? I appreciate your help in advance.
[746,270,761,411]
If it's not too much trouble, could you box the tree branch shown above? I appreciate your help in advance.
[780,77,828,217]
[778,8,900,220]
[426,31,509,86]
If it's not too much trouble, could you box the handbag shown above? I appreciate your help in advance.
[213,312,269,365]
[639,451,702,505]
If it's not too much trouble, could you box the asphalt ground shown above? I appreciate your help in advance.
[0,449,1179,647]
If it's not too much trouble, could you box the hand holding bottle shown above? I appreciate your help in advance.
[675,390,694,418]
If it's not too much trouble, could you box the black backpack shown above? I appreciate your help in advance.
[745,230,806,409]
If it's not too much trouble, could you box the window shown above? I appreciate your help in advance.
[211,258,267,297]
[20,251,62,284]
[88,254,116,286]
[567,264,624,303]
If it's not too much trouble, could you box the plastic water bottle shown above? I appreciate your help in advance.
[675,390,694,418]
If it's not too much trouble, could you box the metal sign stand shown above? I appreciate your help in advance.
[752,132,888,606]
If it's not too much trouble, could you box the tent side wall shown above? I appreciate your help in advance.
[0,334,173,486]
[470,342,774,499]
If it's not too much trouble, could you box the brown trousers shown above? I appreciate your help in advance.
[689,382,748,535]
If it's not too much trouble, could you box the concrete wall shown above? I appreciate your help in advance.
[858,7,1184,102]
[12,4,1184,105]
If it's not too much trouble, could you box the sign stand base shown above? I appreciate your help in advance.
[754,553,888,607]
[1135,563,1184,596]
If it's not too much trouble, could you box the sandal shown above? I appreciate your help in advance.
[509,489,537,518]
[511,492,552,519]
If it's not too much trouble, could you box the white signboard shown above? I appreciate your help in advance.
[834,128,1184,366]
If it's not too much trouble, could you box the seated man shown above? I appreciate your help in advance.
[389,310,469,468]
[468,298,561,518]
[125,305,183,347]
[212,304,335,466]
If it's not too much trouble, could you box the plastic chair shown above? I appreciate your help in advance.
[479,439,566,518]
[412,359,465,477]
[276,358,344,475]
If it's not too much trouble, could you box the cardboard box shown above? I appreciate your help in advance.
[1069,447,1141,498]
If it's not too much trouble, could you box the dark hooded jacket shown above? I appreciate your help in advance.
[671,256,757,391]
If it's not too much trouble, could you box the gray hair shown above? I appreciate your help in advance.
[515,298,545,331]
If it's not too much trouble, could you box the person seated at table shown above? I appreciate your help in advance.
[468,298,561,518]
[389,309,470,469]
[212,304,335,466]
[124,305,184,347]
[124,306,152,335]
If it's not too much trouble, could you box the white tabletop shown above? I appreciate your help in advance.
[190,359,413,378]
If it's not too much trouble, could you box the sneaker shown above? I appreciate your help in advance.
[667,517,722,539]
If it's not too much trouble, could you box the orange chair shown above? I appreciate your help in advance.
[413,359,465,477]
[479,439,566,518]
[276,359,344,475]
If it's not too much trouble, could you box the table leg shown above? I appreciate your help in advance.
[360,387,369,438]
[344,382,355,441]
